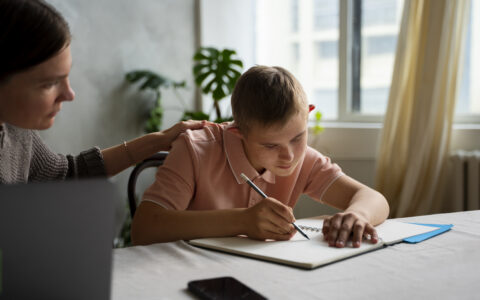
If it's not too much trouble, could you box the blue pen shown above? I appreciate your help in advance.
[240,173,310,240]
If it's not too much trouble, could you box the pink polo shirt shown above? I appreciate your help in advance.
[142,123,343,210]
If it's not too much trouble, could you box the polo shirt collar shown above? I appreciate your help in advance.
[223,124,276,185]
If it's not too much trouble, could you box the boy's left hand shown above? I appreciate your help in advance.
[322,211,378,248]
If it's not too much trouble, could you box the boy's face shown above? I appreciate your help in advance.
[238,111,308,177]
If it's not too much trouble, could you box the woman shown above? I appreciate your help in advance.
[0,0,206,184]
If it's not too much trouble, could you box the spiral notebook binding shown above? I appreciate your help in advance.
[298,225,321,232]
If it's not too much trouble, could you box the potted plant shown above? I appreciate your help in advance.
[125,70,186,132]
[183,47,243,122]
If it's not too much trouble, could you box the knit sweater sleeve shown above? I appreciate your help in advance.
[29,131,107,182]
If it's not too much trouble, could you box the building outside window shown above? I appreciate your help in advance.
[256,0,479,124]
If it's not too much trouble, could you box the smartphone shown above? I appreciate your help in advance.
[187,276,267,300]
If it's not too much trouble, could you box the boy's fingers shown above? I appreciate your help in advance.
[266,197,295,223]
[322,218,331,238]
[266,216,294,234]
[254,205,293,235]
[326,214,343,246]
[335,215,356,248]
[250,222,294,240]
[364,224,378,243]
[266,231,295,241]
[351,221,365,248]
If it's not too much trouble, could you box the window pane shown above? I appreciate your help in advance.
[315,41,338,59]
[363,0,398,26]
[360,0,403,115]
[456,0,480,117]
[291,0,299,32]
[361,88,389,114]
[314,89,338,118]
[313,0,338,30]
[311,0,339,119]
[365,35,397,55]
[257,0,339,120]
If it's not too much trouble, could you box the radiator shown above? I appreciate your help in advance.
[450,150,480,211]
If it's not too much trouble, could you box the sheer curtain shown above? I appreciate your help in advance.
[375,0,470,217]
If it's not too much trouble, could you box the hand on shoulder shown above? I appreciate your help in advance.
[160,120,214,150]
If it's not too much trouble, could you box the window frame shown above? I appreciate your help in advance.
[335,0,389,124]
[335,0,480,125]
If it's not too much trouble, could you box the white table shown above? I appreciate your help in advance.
[111,210,480,299]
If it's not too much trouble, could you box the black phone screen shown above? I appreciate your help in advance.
[187,276,267,300]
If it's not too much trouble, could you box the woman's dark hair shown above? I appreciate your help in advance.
[0,0,71,82]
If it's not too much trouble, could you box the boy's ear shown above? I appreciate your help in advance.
[227,126,245,139]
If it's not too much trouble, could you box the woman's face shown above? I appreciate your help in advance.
[0,45,75,130]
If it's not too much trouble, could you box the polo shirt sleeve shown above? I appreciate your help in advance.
[303,147,344,203]
[142,134,196,210]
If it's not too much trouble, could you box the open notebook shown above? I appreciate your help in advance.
[188,217,442,269]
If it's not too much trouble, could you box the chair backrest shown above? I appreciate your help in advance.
[127,151,168,218]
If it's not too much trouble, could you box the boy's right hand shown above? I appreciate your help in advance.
[244,197,296,241]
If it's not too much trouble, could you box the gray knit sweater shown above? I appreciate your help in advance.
[0,123,106,184]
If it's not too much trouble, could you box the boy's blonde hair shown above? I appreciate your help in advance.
[231,65,308,134]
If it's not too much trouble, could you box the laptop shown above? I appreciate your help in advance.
[0,179,117,300]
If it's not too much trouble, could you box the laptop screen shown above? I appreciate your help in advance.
[0,179,117,299]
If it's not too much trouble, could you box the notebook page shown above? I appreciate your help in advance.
[189,218,438,269]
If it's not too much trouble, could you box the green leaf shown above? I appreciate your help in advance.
[181,111,210,121]
[212,85,227,101]
[125,69,186,133]
[229,59,243,67]
[214,116,234,123]
[193,64,209,74]
[311,111,324,134]
[193,52,209,60]
[192,47,243,103]
[125,70,184,93]
[194,70,213,86]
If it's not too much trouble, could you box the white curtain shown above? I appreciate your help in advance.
[375,0,470,217]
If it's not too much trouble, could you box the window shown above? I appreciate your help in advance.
[202,0,478,125]
[359,0,403,116]
[455,0,480,122]
[256,0,403,122]
[257,0,480,123]
[313,0,338,30]
[315,41,338,59]
[201,0,480,160]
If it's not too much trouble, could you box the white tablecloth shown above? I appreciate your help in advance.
[111,210,480,299]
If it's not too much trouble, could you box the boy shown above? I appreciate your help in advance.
[132,66,389,248]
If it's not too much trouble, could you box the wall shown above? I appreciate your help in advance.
[39,0,197,234]
[294,127,378,218]
[199,0,256,116]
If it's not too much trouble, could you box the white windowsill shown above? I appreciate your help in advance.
[308,121,480,160]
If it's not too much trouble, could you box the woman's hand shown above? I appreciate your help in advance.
[159,120,213,150]
[322,211,378,248]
